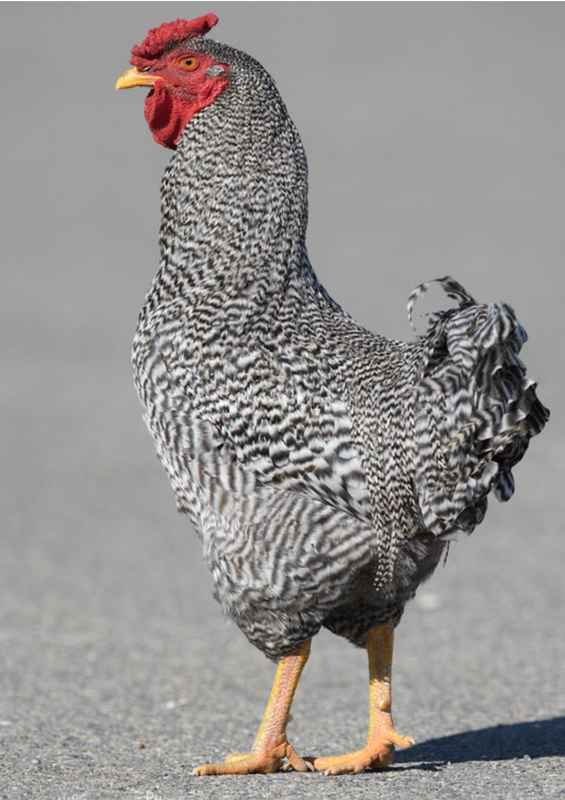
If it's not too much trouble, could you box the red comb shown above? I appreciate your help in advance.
[130,13,219,65]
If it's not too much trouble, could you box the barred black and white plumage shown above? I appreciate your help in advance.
[127,35,549,665]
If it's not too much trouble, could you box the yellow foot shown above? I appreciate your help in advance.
[312,731,415,775]
[193,738,310,775]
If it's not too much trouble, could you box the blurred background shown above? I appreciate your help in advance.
[1,4,563,798]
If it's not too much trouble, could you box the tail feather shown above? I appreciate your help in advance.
[408,277,549,538]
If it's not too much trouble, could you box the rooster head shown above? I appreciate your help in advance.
[116,13,229,150]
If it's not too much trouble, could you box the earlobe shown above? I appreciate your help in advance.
[205,65,227,78]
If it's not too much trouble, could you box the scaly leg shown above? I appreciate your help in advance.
[193,640,311,775]
[313,620,414,775]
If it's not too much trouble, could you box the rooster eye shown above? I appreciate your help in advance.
[179,57,199,71]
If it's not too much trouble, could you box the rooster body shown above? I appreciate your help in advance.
[119,17,548,775]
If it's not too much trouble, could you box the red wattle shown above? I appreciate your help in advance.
[144,85,186,150]
[144,72,229,150]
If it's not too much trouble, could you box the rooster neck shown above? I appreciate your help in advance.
[144,51,312,320]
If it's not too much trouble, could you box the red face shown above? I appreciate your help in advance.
[116,47,229,150]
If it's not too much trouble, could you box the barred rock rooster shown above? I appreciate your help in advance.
[116,13,549,776]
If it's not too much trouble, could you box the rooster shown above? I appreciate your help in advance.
[116,13,549,775]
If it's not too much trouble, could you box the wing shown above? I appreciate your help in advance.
[134,325,379,656]
[135,310,374,527]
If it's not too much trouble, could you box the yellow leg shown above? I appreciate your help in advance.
[313,620,414,775]
[193,640,311,775]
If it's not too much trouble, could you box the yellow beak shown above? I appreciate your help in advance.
[115,67,162,91]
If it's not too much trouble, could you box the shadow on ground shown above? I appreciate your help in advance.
[396,717,565,766]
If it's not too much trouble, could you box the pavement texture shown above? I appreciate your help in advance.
[1,4,564,799]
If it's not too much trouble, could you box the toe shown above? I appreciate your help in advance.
[284,741,312,772]
[192,738,308,775]
[390,732,415,749]
[312,740,400,775]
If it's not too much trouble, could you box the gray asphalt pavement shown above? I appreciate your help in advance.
[1,4,564,799]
